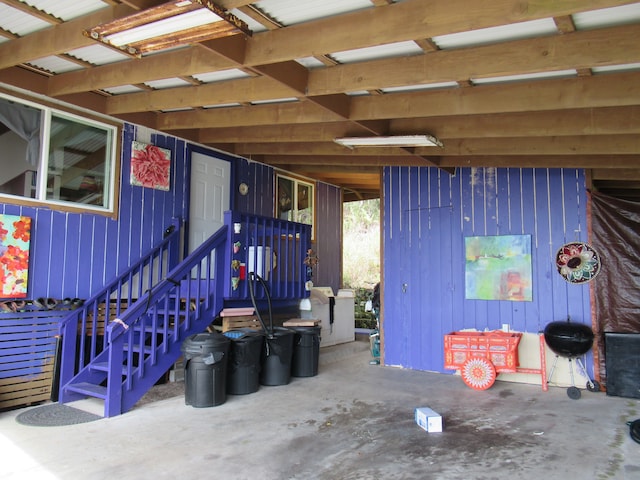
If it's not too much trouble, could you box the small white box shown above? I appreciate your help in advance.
[415,407,443,433]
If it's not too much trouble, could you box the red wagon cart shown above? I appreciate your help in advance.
[444,330,548,391]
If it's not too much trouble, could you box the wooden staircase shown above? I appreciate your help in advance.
[57,221,228,417]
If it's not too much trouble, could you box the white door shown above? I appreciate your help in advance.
[188,151,230,255]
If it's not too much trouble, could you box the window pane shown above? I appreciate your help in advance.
[277,176,294,220]
[46,114,112,208]
[297,183,312,225]
[0,97,41,199]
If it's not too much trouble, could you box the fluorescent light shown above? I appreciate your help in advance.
[84,0,251,57]
[334,135,443,148]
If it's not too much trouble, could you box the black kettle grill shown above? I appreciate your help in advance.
[544,319,600,399]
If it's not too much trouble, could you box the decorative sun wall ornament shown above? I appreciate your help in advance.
[130,141,171,191]
[555,242,601,284]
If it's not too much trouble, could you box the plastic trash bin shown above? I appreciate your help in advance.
[290,326,321,377]
[260,327,295,386]
[181,332,230,407]
[224,329,264,395]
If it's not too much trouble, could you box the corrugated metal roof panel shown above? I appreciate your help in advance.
[145,78,192,89]
[381,82,459,93]
[573,2,640,29]
[296,57,326,69]
[254,0,372,26]
[27,56,84,74]
[251,97,298,105]
[25,0,107,21]
[592,62,640,74]
[229,8,269,33]
[102,85,144,95]
[193,69,251,83]
[67,45,129,66]
[471,69,577,86]
[433,18,558,50]
[0,4,51,36]
[331,41,422,64]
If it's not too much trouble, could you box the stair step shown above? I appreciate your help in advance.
[65,382,107,399]
[123,344,153,354]
[90,362,130,375]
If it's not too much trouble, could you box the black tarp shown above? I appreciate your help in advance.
[590,192,640,384]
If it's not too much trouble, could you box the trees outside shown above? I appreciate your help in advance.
[343,199,380,329]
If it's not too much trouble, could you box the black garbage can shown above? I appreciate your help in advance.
[224,329,264,395]
[290,326,321,377]
[181,332,230,407]
[260,327,295,386]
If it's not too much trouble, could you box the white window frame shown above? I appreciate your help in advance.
[276,173,315,240]
[0,91,120,215]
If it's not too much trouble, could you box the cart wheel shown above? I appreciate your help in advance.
[586,380,601,392]
[567,386,581,400]
[461,357,496,390]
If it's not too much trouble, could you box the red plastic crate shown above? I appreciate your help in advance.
[444,330,522,372]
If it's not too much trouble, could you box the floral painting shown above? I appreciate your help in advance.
[130,141,171,191]
[465,235,532,302]
[0,214,31,299]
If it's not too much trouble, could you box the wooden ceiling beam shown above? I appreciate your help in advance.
[591,168,640,180]
[157,72,640,130]
[308,24,640,95]
[49,47,236,97]
[195,106,640,143]
[234,135,640,157]
[0,5,136,70]
[242,0,633,65]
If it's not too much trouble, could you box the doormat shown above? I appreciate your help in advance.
[16,403,102,427]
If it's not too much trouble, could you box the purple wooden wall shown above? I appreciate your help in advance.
[382,167,591,372]
[1,122,343,302]
[0,124,188,300]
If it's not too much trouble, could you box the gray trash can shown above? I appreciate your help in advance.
[181,332,230,407]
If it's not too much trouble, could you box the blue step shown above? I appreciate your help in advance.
[64,382,107,399]
[90,361,129,375]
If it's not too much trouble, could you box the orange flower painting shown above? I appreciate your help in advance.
[130,141,171,191]
[0,214,31,299]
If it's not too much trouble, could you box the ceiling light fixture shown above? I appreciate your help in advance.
[84,0,252,57]
[334,135,443,148]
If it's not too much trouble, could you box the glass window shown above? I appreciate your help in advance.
[0,93,118,213]
[276,174,314,239]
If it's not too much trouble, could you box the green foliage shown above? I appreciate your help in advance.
[342,199,380,289]
[343,199,380,330]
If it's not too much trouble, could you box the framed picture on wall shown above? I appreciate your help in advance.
[464,234,532,301]
[0,214,32,299]
[276,174,315,240]
[130,141,171,191]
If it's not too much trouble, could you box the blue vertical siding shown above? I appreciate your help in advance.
[313,182,342,292]
[383,167,591,372]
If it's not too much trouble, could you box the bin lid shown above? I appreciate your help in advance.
[224,329,263,341]
[181,332,230,356]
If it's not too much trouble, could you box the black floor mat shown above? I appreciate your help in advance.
[16,403,102,427]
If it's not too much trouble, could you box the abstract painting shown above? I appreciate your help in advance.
[0,214,32,299]
[465,235,532,301]
[130,141,171,191]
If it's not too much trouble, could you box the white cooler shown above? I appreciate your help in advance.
[310,287,355,347]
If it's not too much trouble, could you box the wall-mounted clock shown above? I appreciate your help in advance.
[238,182,249,196]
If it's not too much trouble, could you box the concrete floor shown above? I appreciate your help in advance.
[1,336,639,480]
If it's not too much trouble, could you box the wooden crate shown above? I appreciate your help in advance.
[0,310,63,410]
[84,300,129,336]
[222,315,262,332]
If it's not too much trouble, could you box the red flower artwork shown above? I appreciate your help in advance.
[130,141,171,191]
[0,214,31,299]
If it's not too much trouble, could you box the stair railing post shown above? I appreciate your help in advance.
[104,322,126,417]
